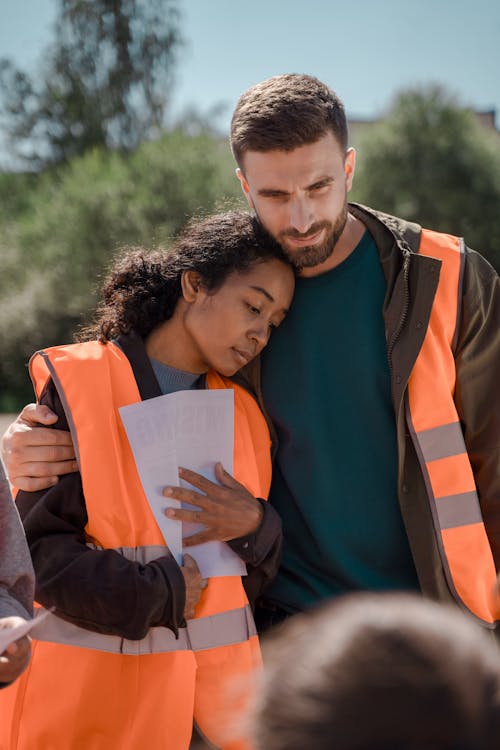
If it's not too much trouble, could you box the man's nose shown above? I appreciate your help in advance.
[288,196,313,234]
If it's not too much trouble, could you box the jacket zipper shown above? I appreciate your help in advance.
[387,249,411,374]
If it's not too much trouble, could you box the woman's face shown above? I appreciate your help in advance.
[182,258,294,376]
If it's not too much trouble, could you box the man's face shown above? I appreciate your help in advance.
[237,132,355,272]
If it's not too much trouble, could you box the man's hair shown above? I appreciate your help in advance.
[230,73,348,168]
[252,593,500,750]
[78,210,288,342]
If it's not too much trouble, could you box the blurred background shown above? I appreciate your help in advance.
[1,0,499,412]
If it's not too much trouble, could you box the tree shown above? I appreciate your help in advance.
[0,128,244,410]
[0,0,183,168]
[351,85,500,271]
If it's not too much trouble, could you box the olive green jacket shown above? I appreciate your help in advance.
[235,203,500,618]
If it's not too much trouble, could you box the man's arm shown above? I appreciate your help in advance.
[1,403,77,492]
[454,248,500,566]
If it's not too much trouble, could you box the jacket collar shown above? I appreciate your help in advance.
[116,333,162,401]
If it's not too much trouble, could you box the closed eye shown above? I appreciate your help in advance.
[246,302,262,315]
[309,181,332,193]
[258,190,290,201]
[269,312,287,331]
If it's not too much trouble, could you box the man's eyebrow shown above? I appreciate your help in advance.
[257,176,334,197]
[306,176,334,190]
[257,188,290,198]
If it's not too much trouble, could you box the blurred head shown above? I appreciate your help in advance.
[230,74,355,271]
[80,210,294,375]
[252,593,500,750]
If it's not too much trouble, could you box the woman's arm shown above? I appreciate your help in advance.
[16,379,186,640]
[18,474,185,640]
[163,464,283,608]
[228,500,283,608]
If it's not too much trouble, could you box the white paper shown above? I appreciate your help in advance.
[0,608,52,654]
[119,389,246,578]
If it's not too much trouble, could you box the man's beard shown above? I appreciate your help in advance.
[275,200,348,271]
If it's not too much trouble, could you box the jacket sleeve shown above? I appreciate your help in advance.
[228,361,283,604]
[454,248,500,568]
[15,378,186,640]
[227,499,282,608]
[0,463,34,622]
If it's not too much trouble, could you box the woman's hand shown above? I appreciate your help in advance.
[181,554,207,620]
[0,617,32,683]
[163,463,264,546]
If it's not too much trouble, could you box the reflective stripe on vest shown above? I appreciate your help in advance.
[406,229,500,625]
[28,342,268,640]
[33,603,256,655]
[32,544,256,653]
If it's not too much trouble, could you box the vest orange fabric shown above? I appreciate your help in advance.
[407,230,500,626]
[0,341,271,750]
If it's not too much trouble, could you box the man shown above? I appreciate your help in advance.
[2,74,500,632]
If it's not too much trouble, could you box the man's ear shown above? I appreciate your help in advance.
[344,148,356,192]
[181,270,203,302]
[236,168,254,209]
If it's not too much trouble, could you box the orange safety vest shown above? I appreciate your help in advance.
[407,229,500,626]
[0,341,271,750]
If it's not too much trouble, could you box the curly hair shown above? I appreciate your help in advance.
[78,210,290,343]
[230,74,348,168]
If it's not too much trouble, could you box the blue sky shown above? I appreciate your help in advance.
[1,0,499,149]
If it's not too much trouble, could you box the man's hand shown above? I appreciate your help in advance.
[181,554,207,620]
[0,617,31,683]
[163,463,264,546]
[1,403,77,492]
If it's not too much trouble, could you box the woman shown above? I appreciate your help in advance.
[0,211,295,750]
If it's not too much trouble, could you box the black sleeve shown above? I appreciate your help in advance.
[454,249,500,568]
[16,379,186,640]
[228,499,283,608]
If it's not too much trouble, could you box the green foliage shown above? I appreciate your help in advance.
[0,0,182,168]
[4,82,496,410]
[350,85,500,271]
[0,129,244,409]
[0,171,37,220]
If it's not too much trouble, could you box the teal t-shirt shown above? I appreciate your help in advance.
[261,231,419,612]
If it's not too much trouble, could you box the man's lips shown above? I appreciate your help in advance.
[284,228,324,246]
